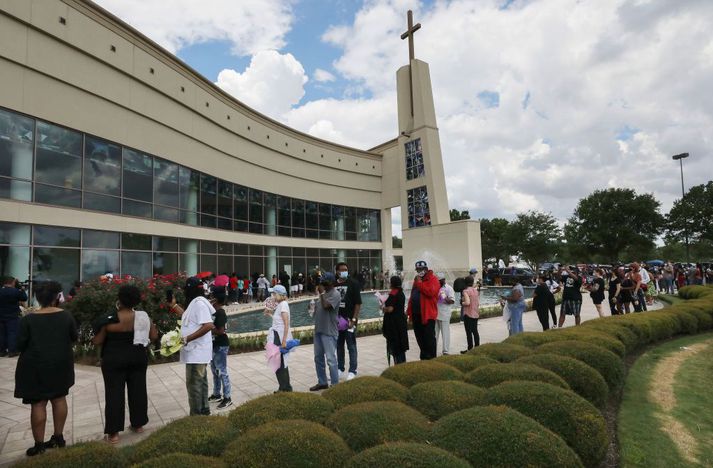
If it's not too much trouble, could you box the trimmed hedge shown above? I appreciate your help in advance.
[536,340,625,390]
[506,329,625,357]
[326,401,430,452]
[406,380,486,420]
[517,353,609,408]
[322,376,408,409]
[578,321,640,353]
[132,453,225,468]
[223,419,350,467]
[380,360,463,387]
[467,343,531,362]
[435,354,498,373]
[431,405,584,467]
[129,416,234,463]
[227,392,334,433]
[464,363,570,389]
[14,442,124,468]
[678,285,713,299]
[346,442,471,468]
[504,331,568,348]
[485,381,608,467]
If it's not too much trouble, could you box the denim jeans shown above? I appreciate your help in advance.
[210,346,231,399]
[314,332,339,386]
[186,364,210,415]
[509,305,524,335]
[0,316,19,353]
[337,329,358,374]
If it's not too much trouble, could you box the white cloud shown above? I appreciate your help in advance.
[216,51,308,118]
[313,69,336,82]
[94,0,293,55]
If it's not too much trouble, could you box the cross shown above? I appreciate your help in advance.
[401,10,421,62]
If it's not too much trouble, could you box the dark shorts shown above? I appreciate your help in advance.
[591,295,604,305]
[562,300,582,317]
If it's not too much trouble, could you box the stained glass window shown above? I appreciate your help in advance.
[404,138,425,180]
[407,186,431,228]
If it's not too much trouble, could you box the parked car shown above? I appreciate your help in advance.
[484,267,535,286]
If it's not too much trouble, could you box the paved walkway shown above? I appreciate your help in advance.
[0,301,662,466]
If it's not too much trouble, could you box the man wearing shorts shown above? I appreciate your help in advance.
[558,266,583,327]
[290,273,300,297]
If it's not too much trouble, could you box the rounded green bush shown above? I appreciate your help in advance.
[661,310,699,334]
[536,340,624,390]
[557,329,626,357]
[227,392,334,433]
[130,416,233,463]
[380,361,463,387]
[435,354,497,372]
[467,343,531,362]
[637,313,678,341]
[678,285,713,299]
[346,442,471,468]
[132,453,225,468]
[14,442,124,468]
[504,331,567,348]
[485,381,608,467]
[580,321,639,353]
[406,380,486,420]
[223,419,350,468]
[464,363,570,389]
[681,307,713,330]
[431,405,583,467]
[322,376,408,409]
[517,353,609,408]
[325,401,430,452]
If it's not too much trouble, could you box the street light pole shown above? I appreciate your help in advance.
[672,153,690,263]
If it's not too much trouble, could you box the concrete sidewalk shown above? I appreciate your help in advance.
[0,300,662,466]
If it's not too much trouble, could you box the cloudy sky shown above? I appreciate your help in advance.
[96,0,713,235]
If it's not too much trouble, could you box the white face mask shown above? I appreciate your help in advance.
[417,270,426,278]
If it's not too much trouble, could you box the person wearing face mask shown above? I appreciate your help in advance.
[310,273,342,391]
[334,263,362,381]
[407,261,440,360]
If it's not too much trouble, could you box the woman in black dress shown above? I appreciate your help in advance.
[532,275,554,330]
[14,281,77,456]
[92,285,157,443]
[381,276,409,364]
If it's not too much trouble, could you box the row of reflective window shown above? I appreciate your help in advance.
[0,222,383,293]
[0,107,381,241]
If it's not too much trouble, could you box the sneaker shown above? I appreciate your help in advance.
[44,434,66,449]
[309,383,328,391]
[208,394,222,402]
[217,398,233,409]
[26,442,45,457]
[460,350,469,354]
[338,370,347,380]
[347,372,356,381]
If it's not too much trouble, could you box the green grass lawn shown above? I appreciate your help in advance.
[618,333,713,467]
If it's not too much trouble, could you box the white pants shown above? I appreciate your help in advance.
[435,319,451,355]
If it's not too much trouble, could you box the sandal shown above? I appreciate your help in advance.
[105,434,119,444]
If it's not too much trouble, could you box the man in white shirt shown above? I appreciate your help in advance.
[175,277,215,415]
[436,273,455,355]
[257,274,270,301]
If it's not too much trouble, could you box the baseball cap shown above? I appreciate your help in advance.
[469,267,478,274]
[185,276,202,289]
[415,260,428,269]
[269,284,287,295]
[321,272,336,284]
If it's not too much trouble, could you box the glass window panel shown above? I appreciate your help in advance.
[200,214,216,228]
[249,223,263,234]
[0,109,33,181]
[200,174,217,214]
[180,210,199,226]
[234,256,249,276]
[233,185,248,220]
[0,177,31,201]
[201,241,216,254]
[0,222,30,245]
[319,230,332,240]
[121,251,152,279]
[83,230,120,249]
[234,220,248,232]
[153,252,178,275]
[318,204,331,233]
[153,158,179,207]
[277,196,291,226]
[35,184,81,208]
[249,189,263,223]
[122,148,152,202]
[179,238,198,253]
[292,248,306,257]
[154,206,179,222]
[200,254,216,273]
[346,231,357,241]
[306,229,319,239]
[249,245,264,256]
[33,247,79,293]
[0,245,30,282]
[278,226,291,237]
[234,244,248,256]
[83,192,121,213]
[217,217,232,231]
[37,121,81,156]
[152,236,178,252]
[249,256,263,276]
[292,199,305,228]
[404,138,425,181]
[218,255,232,275]
[305,248,319,257]
[217,181,232,218]
[35,149,82,189]
[33,226,80,247]
[123,199,152,218]
[179,166,199,211]
[278,247,292,257]
[82,249,119,281]
[291,227,304,238]
[345,206,356,232]
[84,136,121,195]
[179,253,198,276]
[218,242,232,255]
[305,201,318,227]
[121,233,151,251]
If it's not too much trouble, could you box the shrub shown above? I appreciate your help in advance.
[132,453,225,468]
[485,381,608,467]
[406,380,486,420]
[678,285,713,299]
[435,354,497,373]
[579,321,640,353]
[227,392,334,433]
[467,343,531,362]
[638,313,678,341]
[517,353,609,408]
[537,340,625,390]
[431,405,583,467]
[556,329,626,357]
[346,442,471,468]
[130,416,233,462]
[325,401,430,452]
[679,307,713,330]
[380,361,463,387]
[464,363,570,389]
[322,376,408,409]
[660,310,698,334]
[14,442,125,468]
[504,331,568,348]
[223,419,350,468]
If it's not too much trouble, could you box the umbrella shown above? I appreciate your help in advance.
[196,271,213,279]
[645,260,664,266]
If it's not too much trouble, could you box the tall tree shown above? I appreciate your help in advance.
[507,211,562,270]
[450,209,471,221]
[564,188,664,263]
[480,218,512,262]
[666,181,713,244]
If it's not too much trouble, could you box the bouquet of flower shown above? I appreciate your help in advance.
[264,296,277,312]
[160,321,183,357]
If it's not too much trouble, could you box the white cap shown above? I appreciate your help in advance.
[436,272,446,280]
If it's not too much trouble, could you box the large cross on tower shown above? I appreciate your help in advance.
[400,10,421,117]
